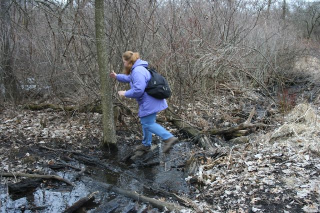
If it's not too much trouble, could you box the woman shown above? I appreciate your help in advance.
[110,51,178,153]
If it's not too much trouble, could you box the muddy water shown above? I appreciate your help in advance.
[0,140,192,212]
[0,171,97,212]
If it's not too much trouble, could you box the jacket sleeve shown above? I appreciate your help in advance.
[125,69,146,98]
[116,74,131,83]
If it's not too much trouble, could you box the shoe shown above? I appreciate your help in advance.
[163,137,178,153]
[134,144,151,152]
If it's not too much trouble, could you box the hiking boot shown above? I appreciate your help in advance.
[162,137,178,153]
[134,144,151,152]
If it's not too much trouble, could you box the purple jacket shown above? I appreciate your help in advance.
[116,59,168,118]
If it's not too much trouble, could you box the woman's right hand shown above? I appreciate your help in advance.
[110,71,117,79]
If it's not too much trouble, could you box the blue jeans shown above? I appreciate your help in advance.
[140,113,173,146]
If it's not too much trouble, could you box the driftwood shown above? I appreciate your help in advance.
[64,191,99,213]
[0,172,74,186]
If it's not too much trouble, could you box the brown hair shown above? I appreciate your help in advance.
[122,51,140,75]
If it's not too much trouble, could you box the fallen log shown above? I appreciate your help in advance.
[24,101,103,113]
[24,101,136,127]
[165,108,201,138]
[24,103,73,111]
[165,107,269,140]
[0,172,74,186]
[58,160,82,171]
[112,185,183,211]
[40,145,119,172]
[206,123,268,136]
[48,163,67,170]
[8,178,42,195]
[40,145,88,156]
[64,191,99,213]
[82,177,184,212]
[71,154,121,173]
[40,145,134,176]
[143,185,201,212]
[165,108,221,150]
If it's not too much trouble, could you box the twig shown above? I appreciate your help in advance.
[245,107,256,124]
[226,147,234,170]
[64,191,99,213]
[39,145,87,157]
[220,83,235,96]
[172,193,202,212]
[58,160,82,171]
[0,172,74,186]
[203,156,226,170]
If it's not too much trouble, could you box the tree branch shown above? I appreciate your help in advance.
[1,172,74,186]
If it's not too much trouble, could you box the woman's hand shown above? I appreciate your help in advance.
[110,71,117,79]
[118,91,126,97]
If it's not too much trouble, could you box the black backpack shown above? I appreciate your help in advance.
[145,67,171,99]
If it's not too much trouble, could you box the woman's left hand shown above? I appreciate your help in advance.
[118,91,126,97]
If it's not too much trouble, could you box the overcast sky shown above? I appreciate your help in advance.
[56,0,319,3]
[55,0,319,7]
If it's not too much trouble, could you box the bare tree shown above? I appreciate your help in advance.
[95,0,117,150]
[0,0,305,118]
[290,1,320,41]
[0,0,20,102]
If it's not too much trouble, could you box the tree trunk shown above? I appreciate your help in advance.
[282,0,287,21]
[0,0,20,102]
[95,0,117,150]
[267,0,271,18]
